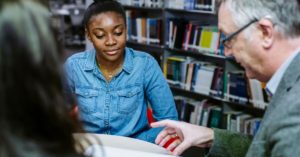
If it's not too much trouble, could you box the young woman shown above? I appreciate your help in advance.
[64,0,178,143]
[0,0,85,156]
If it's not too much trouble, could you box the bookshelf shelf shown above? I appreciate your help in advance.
[165,8,215,15]
[166,48,226,66]
[222,99,265,117]
[170,84,223,101]
[126,41,164,54]
[126,41,164,65]
[123,6,215,15]
[170,85,265,116]
[123,5,163,12]
[225,56,237,62]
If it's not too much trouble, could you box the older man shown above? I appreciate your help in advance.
[152,0,300,156]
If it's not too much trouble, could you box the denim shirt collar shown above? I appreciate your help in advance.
[122,47,134,74]
[83,47,133,74]
[83,49,96,71]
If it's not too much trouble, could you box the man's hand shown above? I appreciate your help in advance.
[151,120,214,155]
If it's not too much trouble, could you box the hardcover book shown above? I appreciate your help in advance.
[73,133,177,157]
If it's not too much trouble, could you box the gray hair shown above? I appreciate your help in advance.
[216,0,300,38]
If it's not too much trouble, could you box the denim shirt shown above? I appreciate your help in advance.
[64,47,178,143]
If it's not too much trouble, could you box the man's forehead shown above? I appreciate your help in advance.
[218,5,237,34]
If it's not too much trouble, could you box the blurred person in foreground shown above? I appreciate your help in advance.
[152,0,300,156]
[0,0,92,156]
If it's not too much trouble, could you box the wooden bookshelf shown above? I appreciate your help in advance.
[170,85,265,116]
[165,8,215,15]
[126,40,164,54]
[121,0,267,138]
[123,5,163,12]
[166,47,226,66]
[126,41,164,65]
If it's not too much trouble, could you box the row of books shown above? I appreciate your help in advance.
[117,0,163,8]
[167,19,224,56]
[224,71,269,109]
[174,96,262,135]
[166,0,215,12]
[118,0,215,12]
[165,56,269,109]
[126,11,162,45]
[223,111,262,136]
[175,96,222,128]
[165,56,224,98]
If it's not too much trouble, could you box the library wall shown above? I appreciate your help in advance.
[117,0,269,137]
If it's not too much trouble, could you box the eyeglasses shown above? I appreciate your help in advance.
[221,18,258,49]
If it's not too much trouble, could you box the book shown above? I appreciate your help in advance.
[208,106,222,128]
[247,78,267,109]
[73,133,177,157]
[209,67,224,98]
[227,71,248,104]
[147,18,162,44]
[194,64,216,95]
[170,18,187,49]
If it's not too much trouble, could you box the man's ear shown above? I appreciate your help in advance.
[85,28,91,41]
[258,18,274,49]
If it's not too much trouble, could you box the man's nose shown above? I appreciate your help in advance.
[224,47,233,57]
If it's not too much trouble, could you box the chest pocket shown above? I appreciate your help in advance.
[75,88,99,113]
[117,86,142,114]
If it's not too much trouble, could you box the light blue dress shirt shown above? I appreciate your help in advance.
[64,47,178,143]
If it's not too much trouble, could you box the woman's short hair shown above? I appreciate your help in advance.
[83,0,126,29]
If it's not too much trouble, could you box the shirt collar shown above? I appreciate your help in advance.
[83,47,133,74]
[84,48,96,71]
[266,48,300,95]
[122,47,134,74]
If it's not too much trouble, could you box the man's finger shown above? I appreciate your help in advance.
[151,120,178,128]
[158,134,172,147]
[155,129,169,144]
[172,141,191,156]
[166,139,181,151]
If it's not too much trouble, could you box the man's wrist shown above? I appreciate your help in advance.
[196,127,214,148]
